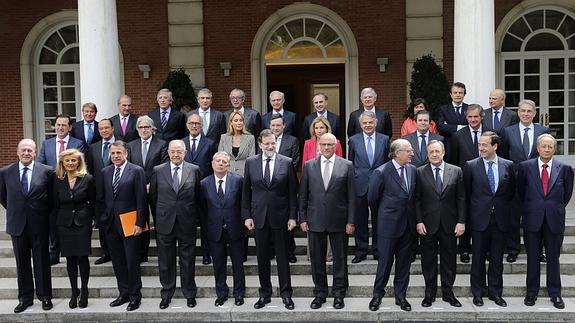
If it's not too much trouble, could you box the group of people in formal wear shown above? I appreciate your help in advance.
[0,83,572,315]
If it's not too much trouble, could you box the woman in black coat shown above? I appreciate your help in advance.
[53,149,95,308]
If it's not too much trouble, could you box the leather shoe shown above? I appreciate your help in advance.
[473,296,484,306]
[283,297,295,310]
[41,299,53,311]
[95,255,111,265]
[159,298,170,309]
[524,296,537,306]
[506,253,518,263]
[126,299,140,311]
[215,296,228,306]
[187,298,197,308]
[442,295,462,307]
[352,255,366,264]
[14,301,33,313]
[254,297,270,309]
[369,296,382,311]
[540,254,547,263]
[395,298,411,311]
[460,252,470,263]
[202,257,211,265]
[421,297,435,307]
[333,297,345,309]
[50,257,60,266]
[489,295,507,307]
[551,296,565,309]
[310,297,326,309]
[110,296,130,307]
[234,297,244,306]
[289,254,297,263]
[140,256,148,263]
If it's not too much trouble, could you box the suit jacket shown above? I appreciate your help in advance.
[299,156,355,232]
[450,126,483,169]
[127,136,168,183]
[71,120,101,145]
[189,108,227,146]
[347,132,390,196]
[183,135,216,179]
[225,107,262,138]
[437,103,468,137]
[149,161,201,235]
[110,114,140,142]
[53,174,95,227]
[517,159,574,234]
[416,163,466,235]
[218,134,255,177]
[148,107,187,142]
[347,107,392,138]
[482,107,519,134]
[262,109,297,137]
[302,111,341,141]
[402,132,444,167]
[499,123,550,163]
[0,162,53,236]
[368,161,417,238]
[241,154,298,229]
[464,157,515,232]
[277,134,300,171]
[37,136,88,166]
[200,172,245,242]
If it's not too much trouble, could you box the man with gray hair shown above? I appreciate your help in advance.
[190,88,227,146]
[111,95,140,142]
[226,88,262,138]
[483,89,518,134]
[347,87,392,139]
[148,88,187,142]
[262,90,297,137]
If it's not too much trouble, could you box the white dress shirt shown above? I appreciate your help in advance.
[19,161,34,192]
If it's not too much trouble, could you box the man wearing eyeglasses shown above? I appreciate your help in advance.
[226,88,262,138]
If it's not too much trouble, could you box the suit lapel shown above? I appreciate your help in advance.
[441,165,453,194]
[387,162,407,192]
[373,134,384,165]
[548,161,561,194]
[312,158,326,192]
[422,164,439,195]
[237,135,250,158]
[463,128,476,157]
[409,133,423,162]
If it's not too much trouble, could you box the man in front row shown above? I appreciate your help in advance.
[299,133,355,310]
[416,140,466,308]
[517,134,573,309]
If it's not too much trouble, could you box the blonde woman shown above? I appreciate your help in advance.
[302,116,343,168]
[218,111,255,177]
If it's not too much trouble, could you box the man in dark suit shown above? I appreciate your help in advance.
[226,88,262,138]
[500,99,550,263]
[416,140,466,308]
[189,88,227,146]
[367,139,417,312]
[148,88,187,142]
[299,133,355,310]
[37,114,87,265]
[70,102,101,145]
[348,111,389,263]
[464,131,515,308]
[482,89,519,134]
[110,95,140,142]
[437,82,469,148]
[402,110,444,168]
[261,90,297,137]
[302,93,341,141]
[0,139,53,313]
[149,140,201,309]
[101,141,148,311]
[200,151,246,307]
[242,129,298,310]
[517,134,573,309]
[347,87,392,138]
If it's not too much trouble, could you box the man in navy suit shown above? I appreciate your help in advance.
[302,93,341,141]
[148,89,187,142]
[70,102,101,145]
[482,89,519,134]
[402,110,444,168]
[37,114,87,265]
[189,88,227,146]
[437,82,469,162]
[500,99,550,263]
[0,139,54,313]
[101,141,149,311]
[261,91,297,137]
[347,87,393,139]
[200,151,246,307]
[226,88,262,138]
[348,111,389,263]
[517,134,573,309]
[464,131,515,308]
[110,95,140,142]
[367,139,417,312]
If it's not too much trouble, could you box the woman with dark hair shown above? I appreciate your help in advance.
[400,98,438,136]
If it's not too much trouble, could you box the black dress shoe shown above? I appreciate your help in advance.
[540,254,547,263]
[333,297,345,309]
[14,301,33,313]
[126,299,141,311]
[421,297,434,307]
[159,298,171,309]
[473,296,484,306]
[506,253,518,263]
[202,257,211,265]
[110,296,130,307]
[524,296,537,306]
[373,254,379,260]
[369,297,382,311]
[551,296,565,309]
[310,297,326,309]
[140,256,148,263]
[254,297,271,309]
[50,257,60,266]
[352,255,367,264]
[442,296,462,307]
[234,297,244,306]
[460,252,470,263]
[283,297,295,310]
[289,254,297,263]
[395,298,411,311]
[79,288,89,308]
[488,295,507,307]
[69,288,79,309]
[42,299,53,311]
[95,255,111,265]
[187,298,197,308]
[215,296,228,306]
[410,254,416,263]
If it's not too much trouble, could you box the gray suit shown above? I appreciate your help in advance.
[218,134,255,177]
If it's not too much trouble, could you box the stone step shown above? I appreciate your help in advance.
[0,297,573,322]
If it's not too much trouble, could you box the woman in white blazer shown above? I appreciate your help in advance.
[218,110,255,177]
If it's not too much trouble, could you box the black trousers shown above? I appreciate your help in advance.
[373,227,412,299]
[354,195,378,257]
[254,218,292,298]
[420,226,457,298]
[106,225,142,301]
[471,214,505,298]
[209,229,245,298]
[309,231,348,298]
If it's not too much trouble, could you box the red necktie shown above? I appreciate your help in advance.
[59,139,65,154]
[542,163,549,196]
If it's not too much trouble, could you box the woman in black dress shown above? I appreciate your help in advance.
[53,149,95,308]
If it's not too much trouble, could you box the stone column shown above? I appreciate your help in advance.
[454,0,495,106]
[78,0,121,120]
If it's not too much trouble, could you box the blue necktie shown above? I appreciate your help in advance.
[435,167,442,193]
[366,136,374,166]
[493,110,500,129]
[487,161,496,194]
[102,142,110,166]
[21,167,29,195]
[86,123,94,144]
[173,166,180,193]
[420,134,427,161]
[264,158,271,187]
[161,111,168,129]
[400,166,408,191]
[112,167,121,197]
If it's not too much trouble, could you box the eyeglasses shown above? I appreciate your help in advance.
[137,126,151,129]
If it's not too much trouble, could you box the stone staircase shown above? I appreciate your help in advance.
[0,208,574,322]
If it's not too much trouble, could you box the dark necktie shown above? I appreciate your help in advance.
[523,127,530,158]
[86,123,94,144]
[102,142,110,166]
[487,161,496,194]
[217,179,224,200]
[112,167,121,197]
[173,166,180,193]
[455,105,461,118]
[366,136,374,166]
[161,111,168,129]
[473,130,479,156]
[191,138,197,158]
[493,110,500,129]
[420,134,427,161]
[264,158,271,187]
[21,167,29,195]
[400,166,408,191]
[435,167,442,193]
[542,164,549,196]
